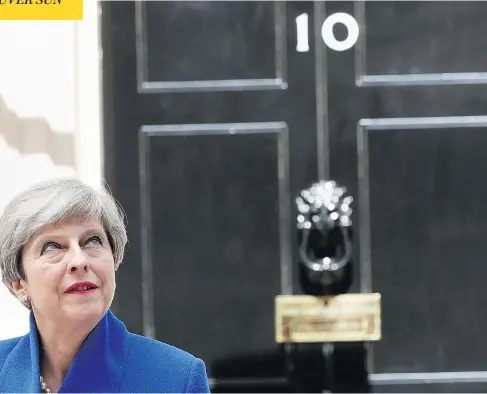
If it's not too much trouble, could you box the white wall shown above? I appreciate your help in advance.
[0,0,102,339]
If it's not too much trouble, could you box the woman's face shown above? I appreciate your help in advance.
[12,217,116,327]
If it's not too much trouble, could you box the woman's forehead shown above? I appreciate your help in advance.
[33,217,105,238]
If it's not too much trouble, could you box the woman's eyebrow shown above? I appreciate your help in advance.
[80,227,107,238]
[33,226,106,245]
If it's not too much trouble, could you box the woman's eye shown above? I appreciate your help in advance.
[86,235,103,246]
[41,242,60,254]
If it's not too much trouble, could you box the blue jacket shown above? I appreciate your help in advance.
[0,310,210,393]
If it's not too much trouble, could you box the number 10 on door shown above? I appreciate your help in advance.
[296,13,359,52]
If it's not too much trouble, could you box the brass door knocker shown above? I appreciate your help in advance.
[296,180,353,295]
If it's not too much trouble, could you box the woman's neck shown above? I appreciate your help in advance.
[34,312,97,393]
[40,339,80,392]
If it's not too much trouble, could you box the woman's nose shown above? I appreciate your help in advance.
[69,263,88,273]
[66,246,89,273]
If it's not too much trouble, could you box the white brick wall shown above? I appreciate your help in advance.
[0,0,102,339]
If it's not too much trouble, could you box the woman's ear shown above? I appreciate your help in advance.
[9,280,31,308]
[8,280,27,296]
[8,280,23,293]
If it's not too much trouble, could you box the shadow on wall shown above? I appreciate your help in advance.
[0,94,75,167]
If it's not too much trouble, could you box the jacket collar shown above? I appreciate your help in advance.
[0,309,129,393]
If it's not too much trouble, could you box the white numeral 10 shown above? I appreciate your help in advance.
[296,12,359,52]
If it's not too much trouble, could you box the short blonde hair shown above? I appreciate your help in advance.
[0,178,127,293]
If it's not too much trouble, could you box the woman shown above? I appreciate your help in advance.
[0,178,210,393]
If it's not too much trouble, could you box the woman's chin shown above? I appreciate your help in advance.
[63,303,107,324]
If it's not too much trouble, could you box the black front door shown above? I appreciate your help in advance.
[326,2,487,392]
[101,1,487,392]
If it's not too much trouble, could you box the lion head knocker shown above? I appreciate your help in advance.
[296,180,353,295]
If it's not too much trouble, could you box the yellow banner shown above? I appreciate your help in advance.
[0,0,83,20]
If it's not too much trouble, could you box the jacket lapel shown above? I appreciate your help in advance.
[59,310,129,393]
[0,312,41,393]
[0,310,129,393]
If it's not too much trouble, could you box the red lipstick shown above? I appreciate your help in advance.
[64,281,98,294]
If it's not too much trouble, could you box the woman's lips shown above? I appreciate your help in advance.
[64,282,99,294]
[65,288,97,295]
